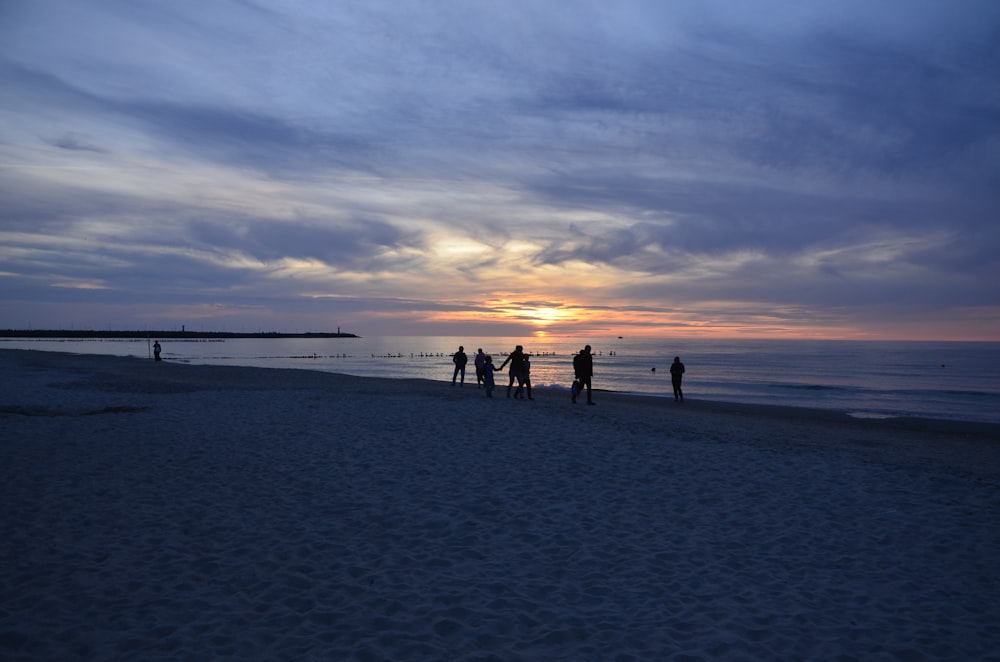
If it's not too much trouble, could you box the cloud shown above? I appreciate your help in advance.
[1,1,998,338]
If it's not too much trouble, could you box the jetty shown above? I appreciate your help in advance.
[0,330,359,340]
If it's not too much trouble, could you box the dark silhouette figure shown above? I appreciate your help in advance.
[483,356,496,397]
[474,348,487,388]
[572,345,594,405]
[497,345,526,398]
[153,341,162,362]
[452,346,468,385]
[670,356,685,401]
[519,355,534,400]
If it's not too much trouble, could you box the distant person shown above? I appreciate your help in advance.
[483,356,496,398]
[497,345,526,399]
[572,345,594,405]
[153,341,162,362]
[520,354,534,400]
[670,356,685,401]
[474,348,487,388]
[452,345,468,385]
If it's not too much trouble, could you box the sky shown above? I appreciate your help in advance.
[2,1,999,340]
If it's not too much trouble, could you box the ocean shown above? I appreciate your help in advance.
[3,336,999,425]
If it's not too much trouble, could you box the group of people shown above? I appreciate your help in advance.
[494,345,533,400]
[451,345,533,399]
[454,344,687,404]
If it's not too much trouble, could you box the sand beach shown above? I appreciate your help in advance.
[2,348,999,660]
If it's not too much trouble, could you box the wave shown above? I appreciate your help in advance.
[773,383,848,392]
[942,389,999,398]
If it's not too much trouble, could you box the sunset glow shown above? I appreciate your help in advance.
[1,2,998,340]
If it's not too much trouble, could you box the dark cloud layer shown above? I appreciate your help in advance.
[1,1,998,337]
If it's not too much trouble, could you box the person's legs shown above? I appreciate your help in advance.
[583,376,593,404]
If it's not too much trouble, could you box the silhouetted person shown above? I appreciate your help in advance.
[670,356,685,401]
[483,356,496,398]
[572,345,594,405]
[452,345,468,385]
[497,345,526,398]
[153,341,162,362]
[520,354,534,400]
[474,348,487,388]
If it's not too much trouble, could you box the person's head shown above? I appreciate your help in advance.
[585,344,592,353]
[674,356,680,362]
[486,355,493,363]
[516,345,523,351]
[477,348,483,353]
[459,345,464,351]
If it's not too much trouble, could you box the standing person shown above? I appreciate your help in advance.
[483,356,496,398]
[521,354,534,400]
[670,356,686,401]
[452,345,468,385]
[497,345,526,399]
[153,341,162,362]
[474,348,487,388]
[572,345,594,405]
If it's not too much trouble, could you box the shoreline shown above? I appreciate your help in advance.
[3,347,1000,658]
[3,340,997,427]
[4,347,998,439]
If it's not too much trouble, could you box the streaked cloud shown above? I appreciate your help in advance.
[1,0,998,338]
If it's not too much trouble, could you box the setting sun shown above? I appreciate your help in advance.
[528,307,569,326]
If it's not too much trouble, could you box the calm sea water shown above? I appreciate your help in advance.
[4,336,999,425]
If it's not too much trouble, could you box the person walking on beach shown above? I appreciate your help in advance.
[483,356,496,397]
[670,356,685,401]
[153,341,162,362]
[452,345,468,385]
[497,345,526,398]
[474,348,487,388]
[572,345,594,405]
